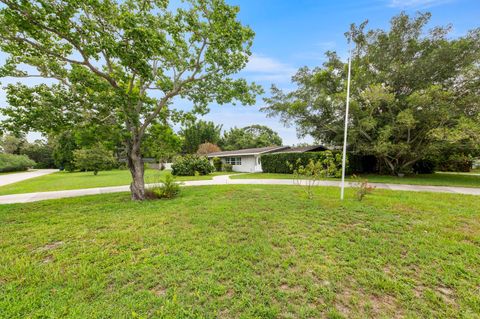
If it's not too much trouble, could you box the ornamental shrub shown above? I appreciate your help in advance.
[223,163,233,172]
[289,152,342,199]
[212,157,223,171]
[261,151,344,176]
[171,155,214,176]
[0,153,35,172]
[146,174,181,200]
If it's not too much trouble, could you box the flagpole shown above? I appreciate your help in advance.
[340,46,352,200]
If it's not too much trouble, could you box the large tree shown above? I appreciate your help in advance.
[263,13,480,174]
[142,121,182,163]
[0,0,261,199]
[220,124,282,151]
[179,120,222,154]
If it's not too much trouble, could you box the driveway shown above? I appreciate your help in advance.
[0,169,58,187]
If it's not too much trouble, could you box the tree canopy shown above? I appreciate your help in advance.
[263,13,480,174]
[220,125,283,151]
[0,0,261,199]
[180,120,222,154]
[142,122,182,162]
[197,142,221,155]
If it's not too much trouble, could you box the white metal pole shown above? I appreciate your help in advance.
[340,48,352,200]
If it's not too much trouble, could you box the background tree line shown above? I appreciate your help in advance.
[263,12,480,175]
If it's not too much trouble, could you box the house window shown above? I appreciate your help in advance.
[225,157,242,165]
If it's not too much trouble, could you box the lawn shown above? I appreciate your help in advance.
[1,185,479,318]
[231,172,480,188]
[0,169,232,195]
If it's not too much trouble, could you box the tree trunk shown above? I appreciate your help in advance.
[127,139,145,200]
[383,157,397,175]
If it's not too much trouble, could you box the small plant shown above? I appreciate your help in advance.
[223,163,233,172]
[146,174,181,199]
[351,175,375,201]
[289,151,342,200]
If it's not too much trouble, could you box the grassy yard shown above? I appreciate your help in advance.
[0,169,232,195]
[231,172,480,188]
[1,185,479,318]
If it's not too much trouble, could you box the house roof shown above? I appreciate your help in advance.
[275,145,328,153]
[207,146,289,157]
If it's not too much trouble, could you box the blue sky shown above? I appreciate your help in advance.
[1,0,479,144]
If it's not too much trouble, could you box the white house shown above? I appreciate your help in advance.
[207,145,327,173]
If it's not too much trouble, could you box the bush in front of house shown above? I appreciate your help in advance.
[212,157,223,171]
[171,155,214,176]
[223,163,233,172]
[73,145,117,175]
[0,153,36,172]
[261,151,344,176]
[146,174,181,200]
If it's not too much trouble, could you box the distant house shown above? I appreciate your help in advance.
[207,145,327,173]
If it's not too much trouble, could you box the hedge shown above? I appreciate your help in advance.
[0,153,36,172]
[261,151,345,174]
[436,154,473,172]
[171,155,214,176]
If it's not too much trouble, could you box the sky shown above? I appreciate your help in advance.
[1,0,479,144]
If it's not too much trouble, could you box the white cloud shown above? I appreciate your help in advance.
[388,0,454,8]
[243,54,296,83]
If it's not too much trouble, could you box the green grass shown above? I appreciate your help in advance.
[0,169,232,195]
[1,185,479,318]
[231,172,480,188]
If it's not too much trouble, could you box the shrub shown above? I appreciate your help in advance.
[437,154,473,172]
[347,154,378,174]
[261,151,344,176]
[0,153,36,172]
[212,157,223,171]
[290,152,342,199]
[146,174,181,199]
[351,175,375,201]
[223,163,233,172]
[73,145,117,175]
[412,159,436,174]
[171,155,213,176]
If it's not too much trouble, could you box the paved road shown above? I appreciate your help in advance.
[0,174,479,204]
[0,169,58,187]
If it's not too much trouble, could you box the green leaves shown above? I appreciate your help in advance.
[220,125,283,151]
[262,12,480,174]
[0,0,259,133]
[0,0,260,197]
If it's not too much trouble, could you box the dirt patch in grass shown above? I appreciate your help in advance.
[35,241,64,252]
[436,286,455,305]
[151,285,167,297]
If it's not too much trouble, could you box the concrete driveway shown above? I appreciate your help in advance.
[0,169,58,187]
